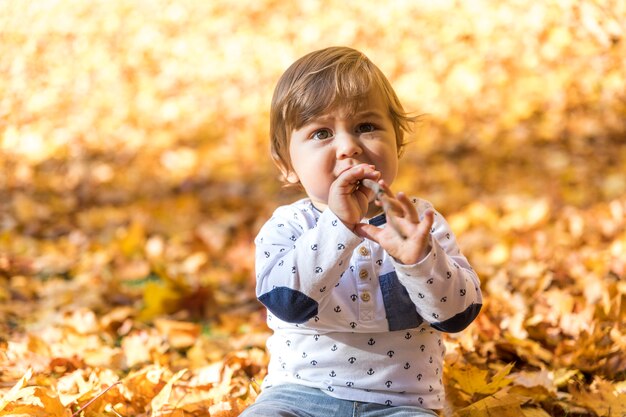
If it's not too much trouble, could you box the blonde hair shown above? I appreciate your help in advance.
[269,46,416,182]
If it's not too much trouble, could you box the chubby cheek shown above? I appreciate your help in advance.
[373,149,399,186]
[290,157,334,201]
[305,159,335,193]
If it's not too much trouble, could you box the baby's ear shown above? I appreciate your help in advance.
[285,170,300,184]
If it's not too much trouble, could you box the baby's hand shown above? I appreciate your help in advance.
[355,181,435,265]
[328,164,381,231]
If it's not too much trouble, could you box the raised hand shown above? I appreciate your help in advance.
[327,164,381,231]
[355,180,435,265]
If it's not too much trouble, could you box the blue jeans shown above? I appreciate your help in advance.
[240,384,439,417]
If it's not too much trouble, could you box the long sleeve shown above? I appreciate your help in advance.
[392,201,482,333]
[256,198,482,409]
[255,202,362,323]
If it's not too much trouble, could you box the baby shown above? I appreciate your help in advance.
[241,46,482,416]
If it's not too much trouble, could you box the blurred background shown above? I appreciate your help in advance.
[2,0,624,212]
[1,0,626,413]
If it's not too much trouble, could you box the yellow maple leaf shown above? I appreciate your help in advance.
[454,388,530,417]
[448,362,514,396]
[0,385,69,417]
[139,280,183,321]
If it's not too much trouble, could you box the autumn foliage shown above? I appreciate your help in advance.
[1,1,626,416]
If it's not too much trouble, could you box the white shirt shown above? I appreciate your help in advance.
[255,198,482,409]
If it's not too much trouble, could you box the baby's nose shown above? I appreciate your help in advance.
[335,133,362,159]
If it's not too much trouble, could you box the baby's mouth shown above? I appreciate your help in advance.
[335,162,374,179]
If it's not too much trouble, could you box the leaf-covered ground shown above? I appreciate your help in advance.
[1,1,626,416]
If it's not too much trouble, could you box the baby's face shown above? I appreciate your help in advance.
[285,89,399,213]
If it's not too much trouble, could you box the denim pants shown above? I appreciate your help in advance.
[239,384,439,417]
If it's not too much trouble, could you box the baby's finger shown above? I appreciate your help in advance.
[381,195,405,217]
[377,180,396,199]
[379,202,408,239]
[340,164,378,183]
[354,222,383,243]
[397,192,419,223]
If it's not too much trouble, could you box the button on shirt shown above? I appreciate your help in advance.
[255,198,482,410]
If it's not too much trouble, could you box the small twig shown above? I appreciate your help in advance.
[360,179,384,197]
[71,381,122,417]
[360,179,406,239]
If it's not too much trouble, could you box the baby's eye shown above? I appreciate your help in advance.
[311,129,333,140]
[356,123,376,133]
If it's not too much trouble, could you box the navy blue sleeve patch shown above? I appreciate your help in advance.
[368,213,387,226]
[258,287,319,324]
[431,303,482,333]
[379,271,424,331]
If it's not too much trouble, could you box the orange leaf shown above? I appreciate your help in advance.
[448,363,514,395]
[454,388,530,417]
